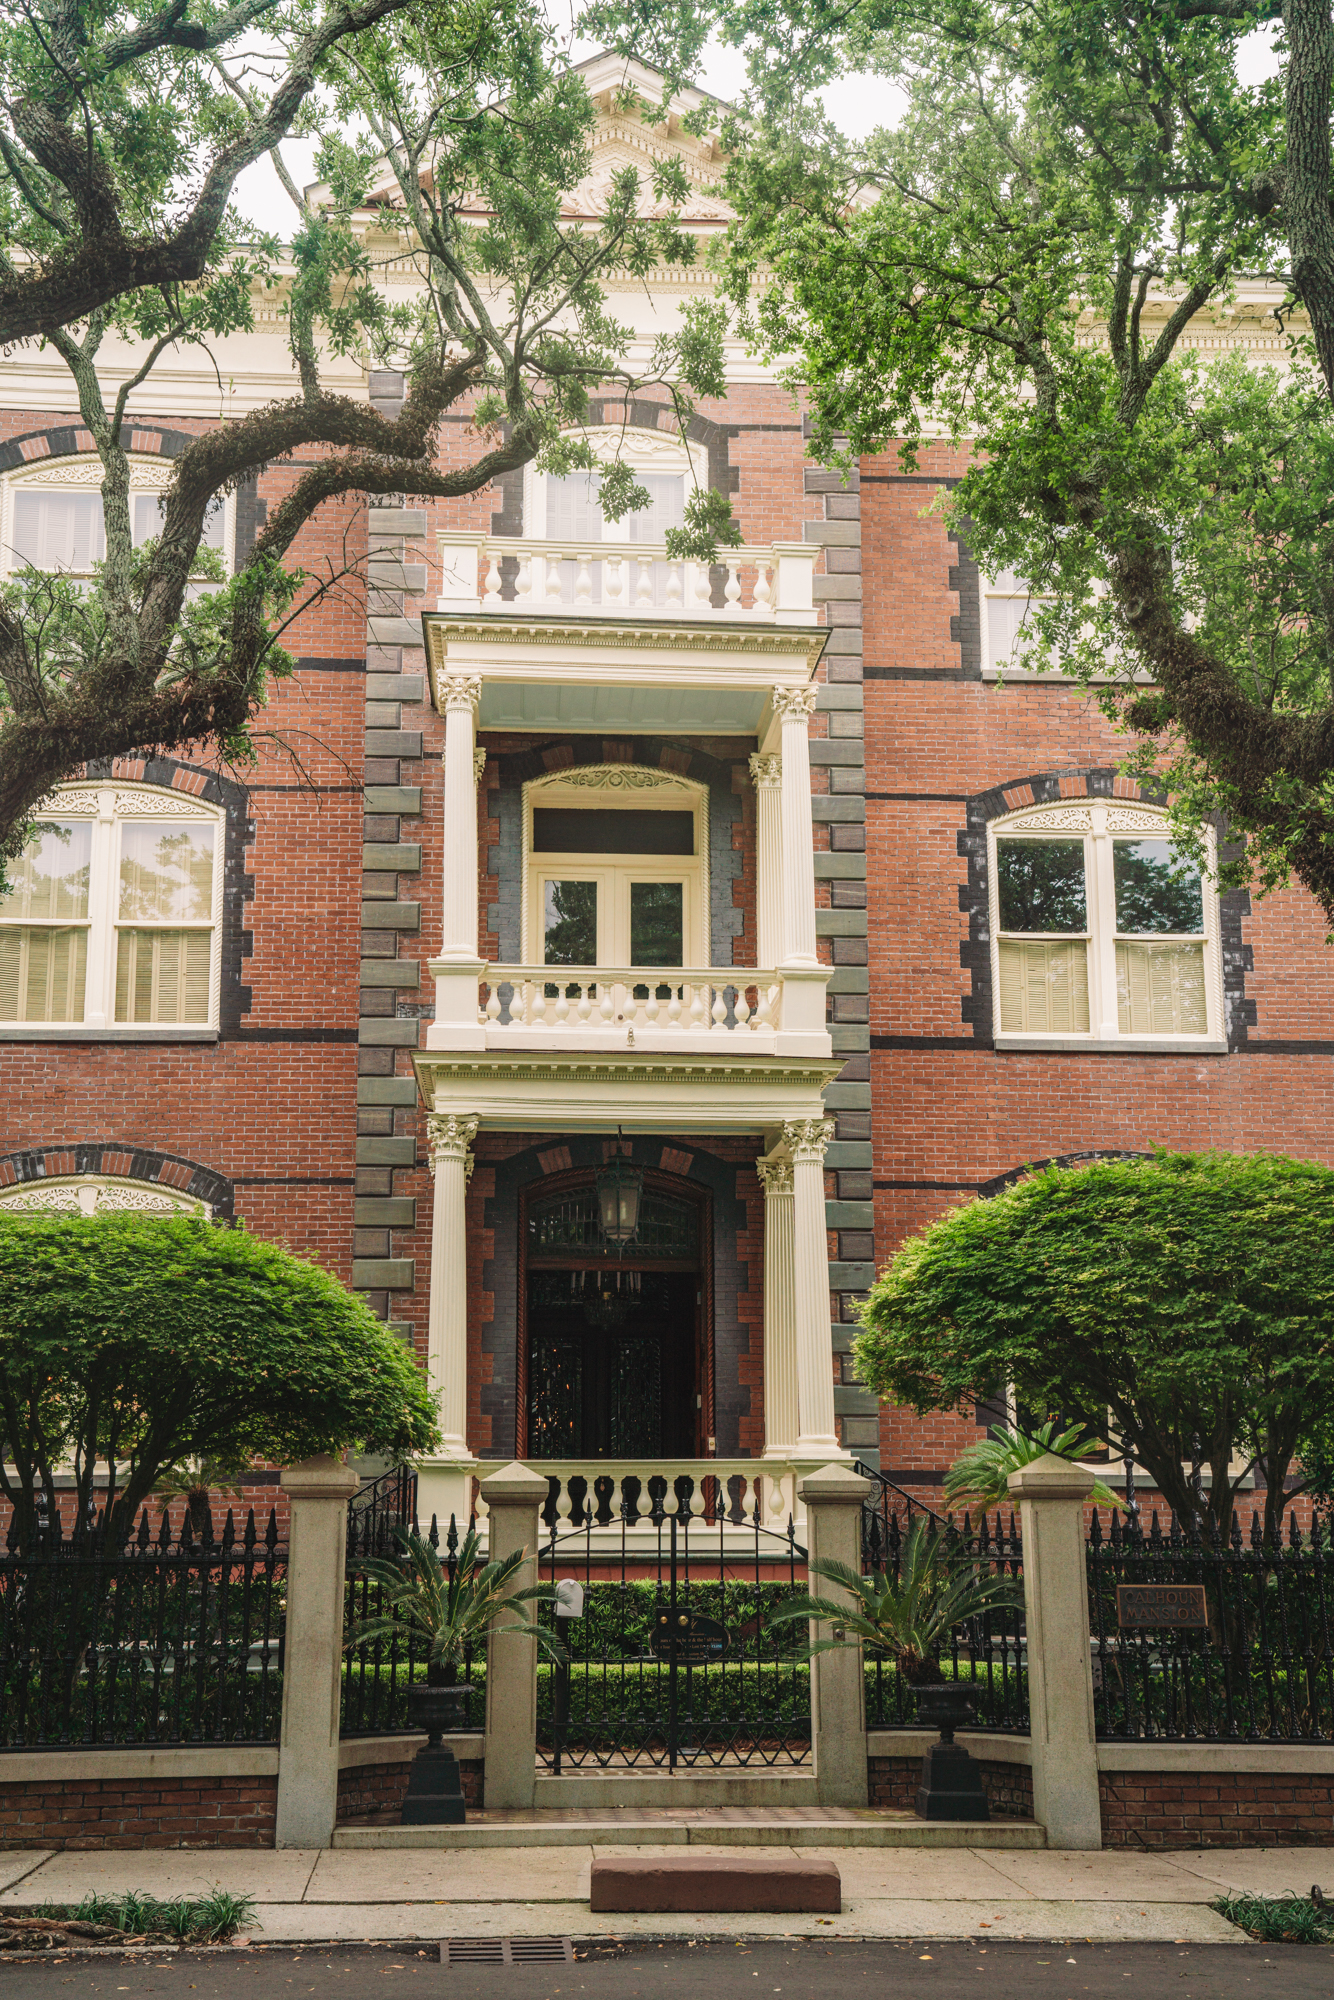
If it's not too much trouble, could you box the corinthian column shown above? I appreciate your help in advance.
[440,674,482,959]
[757,1154,798,1459]
[772,685,819,967]
[426,1112,479,1459]
[784,1115,842,1457]
[748,753,783,969]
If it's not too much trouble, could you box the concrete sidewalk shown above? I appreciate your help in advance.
[2,1844,1331,1945]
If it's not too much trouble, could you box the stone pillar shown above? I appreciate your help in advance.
[275,1455,360,1848]
[773,686,819,967]
[785,1116,841,1457]
[429,673,485,1047]
[749,752,783,969]
[758,1153,798,1459]
[1008,1454,1102,1850]
[425,1113,478,1459]
[480,1461,549,1810]
[799,1462,873,1806]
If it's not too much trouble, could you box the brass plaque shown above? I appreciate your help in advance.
[1115,1583,1208,1629]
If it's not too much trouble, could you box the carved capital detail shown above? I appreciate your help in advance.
[473,747,488,783]
[749,752,783,789]
[756,1155,794,1197]
[441,673,482,715]
[426,1113,480,1174]
[782,1116,836,1163]
[772,684,818,723]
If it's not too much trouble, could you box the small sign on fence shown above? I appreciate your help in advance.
[1115,1583,1208,1630]
[650,1609,729,1664]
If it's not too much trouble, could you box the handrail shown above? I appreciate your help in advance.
[478,966,780,1033]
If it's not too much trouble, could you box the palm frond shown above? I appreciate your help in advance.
[945,1421,1122,1513]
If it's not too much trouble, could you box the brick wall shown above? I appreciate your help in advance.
[867,1753,1034,1821]
[1099,1769,1334,1848]
[0,1775,277,1849]
[336,1756,484,1822]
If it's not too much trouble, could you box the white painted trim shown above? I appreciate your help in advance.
[0,1746,278,1780]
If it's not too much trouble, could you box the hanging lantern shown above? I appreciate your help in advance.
[595,1154,643,1253]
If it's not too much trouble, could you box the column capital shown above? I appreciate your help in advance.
[783,1115,835,1163]
[772,683,818,723]
[756,1154,794,1196]
[749,751,783,789]
[427,1113,480,1177]
[441,672,482,714]
[473,746,488,783]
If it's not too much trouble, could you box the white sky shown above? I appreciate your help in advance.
[229,20,1282,239]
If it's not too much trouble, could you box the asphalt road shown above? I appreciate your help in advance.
[3,1937,1334,1999]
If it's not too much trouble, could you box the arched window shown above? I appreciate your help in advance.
[0,782,225,1031]
[523,425,708,608]
[987,800,1223,1047]
[0,456,232,583]
[0,1176,210,1219]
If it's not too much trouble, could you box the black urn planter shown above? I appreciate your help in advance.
[401,1681,469,1825]
[912,1682,990,1822]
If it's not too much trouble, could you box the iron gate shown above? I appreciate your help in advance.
[536,1471,811,1771]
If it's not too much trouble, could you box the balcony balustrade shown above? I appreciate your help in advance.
[479,966,779,1040]
[436,531,818,625]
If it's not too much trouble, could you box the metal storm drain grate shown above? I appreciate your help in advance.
[441,1938,575,1967]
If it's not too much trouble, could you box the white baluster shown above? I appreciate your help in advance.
[485,983,501,1024]
[693,561,712,610]
[754,561,773,614]
[665,560,683,609]
[604,554,624,606]
[711,987,728,1029]
[724,559,742,613]
[574,551,593,604]
[576,979,593,1023]
[688,983,705,1029]
[759,981,780,1027]
[667,984,682,1028]
[600,984,615,1025]
[483,548,502,601]
[635,555,654,605]
[546,554,565,602]
[645,986,660,1029]
[554,984,570,1025]
[516,553,533,602]
[734,986,751,1029]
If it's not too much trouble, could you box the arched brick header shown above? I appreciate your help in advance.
[977,1148,1156,1198]
[0,1145,235,1220]
[955,767,1256,1050]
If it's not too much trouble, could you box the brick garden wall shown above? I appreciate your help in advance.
[867,1753,1034,1822]
[336,1756,484,1822]
[1099,1769,1334,1848]
[0,1774,278,1850]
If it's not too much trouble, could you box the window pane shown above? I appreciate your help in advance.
[12,491,105,570]
[133,492,226,553]
[533,809,693,856]
[996,839,1087,933]
[546,472,603,542]
[0,820,90,920]
[985,592,1032,670]
[543,880,597,965]
[0,926,86,1021]
[114,928,211,1023]
[1116,941,1207,1035]
[624,474,685,542]
[1113,839,1204,934]
[119,822,214,921]
[998,939,1090,1033]
[630,882,684,966]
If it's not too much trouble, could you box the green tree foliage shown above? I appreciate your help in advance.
[0,5,729,868]
[944,1419,1123,1514]
[349,1524,562,1675]
[853,1150,1334,1542]
[0,1209,440,1550]
[589,0,1334,925]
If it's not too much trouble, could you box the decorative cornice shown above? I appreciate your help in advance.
[426,1113,480,1174]
[756,1156,794,1196]
[749,753,782,789]
[531,762,697,796]
[772,684,819,722]
[415,1052,842,1089]
[783,1115,836,1162]
[425,614,826,674]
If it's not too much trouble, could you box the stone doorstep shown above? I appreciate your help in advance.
[332,1816,1046,1850]
[590,1853,841,1914]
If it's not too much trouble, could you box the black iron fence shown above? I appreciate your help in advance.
[536,1471,811,1771]
[0,1506,285,1747]
[1088,1506,1334,1742]
[857,1469,1028,1733]
[341,1500,484,1736]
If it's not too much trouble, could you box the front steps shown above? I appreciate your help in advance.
[334,1808,1046,1851]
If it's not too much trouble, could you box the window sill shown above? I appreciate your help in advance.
[0,1026,219,1042]
[994,1036,1229,1055]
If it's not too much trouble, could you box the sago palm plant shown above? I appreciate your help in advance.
[348,1525,565,1678]
[944,1420,1122,1515]
[769,1518,1022,1685]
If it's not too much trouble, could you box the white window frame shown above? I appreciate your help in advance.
[979,568,1134,682]
[0,455,234,582]
[0,1175,210,1218]
[987,799,1226,1052]
[0,781,225,1038]
[523,425,709,542]
[521,766,710,967]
